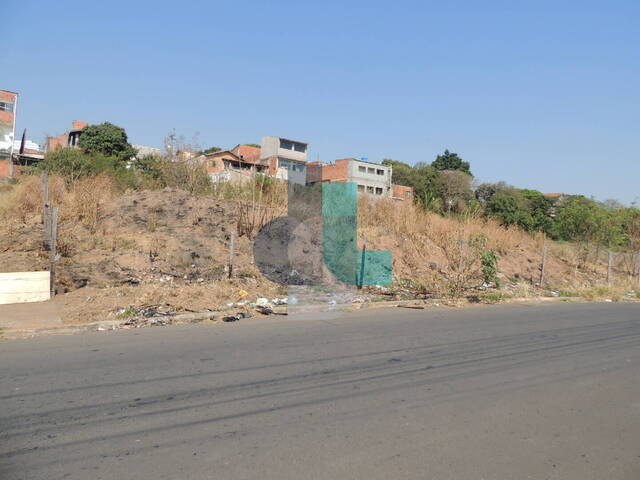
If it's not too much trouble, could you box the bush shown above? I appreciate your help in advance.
[37,148,125,183]
[131,155,212,194]
[479,250,500,287]
[485,191,534,231]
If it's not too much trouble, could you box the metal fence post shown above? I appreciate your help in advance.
[539,242,548,286]
[228,232,236,279]
[49,207,58,297]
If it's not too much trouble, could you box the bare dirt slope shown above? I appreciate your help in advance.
[0,189,283,323]
[0,186,619,324]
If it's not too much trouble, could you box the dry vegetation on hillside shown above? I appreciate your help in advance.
[0,175,637,323]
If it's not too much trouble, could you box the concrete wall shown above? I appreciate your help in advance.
[0,271,50,305]
[210,169,255,184]
[279,158,306,185]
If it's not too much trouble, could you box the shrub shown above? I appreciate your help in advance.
[479,249,500,287]
[37,148,125,183]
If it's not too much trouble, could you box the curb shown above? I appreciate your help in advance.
[2,296,637,340]
[2,311,221,340]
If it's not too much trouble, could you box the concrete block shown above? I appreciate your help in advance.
[0,271,51,305]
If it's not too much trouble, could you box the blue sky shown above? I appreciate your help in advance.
[3,0,639,203]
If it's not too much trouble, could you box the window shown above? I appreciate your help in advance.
[293,143,306,153]
[375,187,383,195]
[357,185,365,192]
[280,140,293,150]
[358,166,366,173]
[377,169,385,176]
[367,167,375,174]
[366,186,374,193]
[0,102,14,113]
[280,159,304,172]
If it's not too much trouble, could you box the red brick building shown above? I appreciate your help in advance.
[0,90,18,178]
[392,184,413,201]
[306,159,350,184]
[45,121,88,152]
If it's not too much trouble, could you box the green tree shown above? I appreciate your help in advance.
[382,159,444,211]
[475,181,512,205]
[553,196,601,242]
[621,207,640,251]
[382,159,414,187]
[518,189,554,234]
[412,163,443,210]
[77,122,137,164]
[486,191,534,231]
[432,149,472,176]
[435,170,473,213]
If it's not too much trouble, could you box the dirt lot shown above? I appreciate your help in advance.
[0,186,628,325]
[0,189,283,323]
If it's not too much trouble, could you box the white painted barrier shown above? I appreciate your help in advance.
[0,271,51,305]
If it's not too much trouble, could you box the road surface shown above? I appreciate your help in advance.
[1,303,639,479]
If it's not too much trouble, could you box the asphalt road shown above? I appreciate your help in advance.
[1,303,639,479]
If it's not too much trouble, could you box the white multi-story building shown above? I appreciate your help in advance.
[260,136,308,185]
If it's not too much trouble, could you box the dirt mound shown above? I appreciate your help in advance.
[0,188,283,322]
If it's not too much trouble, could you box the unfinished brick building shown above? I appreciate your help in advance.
[45,121,88,152]
[199,144,267,183]
[306,158,413,200]
[0,90,18,178]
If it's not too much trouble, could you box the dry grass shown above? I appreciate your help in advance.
[61,175,115,231]
[1,174,637,307]
[234,178,287,239]
[0,174,113,228]
[558,277,639,301]
[355,195,632,296]
[357,197,542,295]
